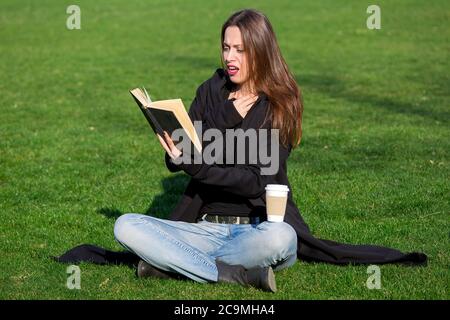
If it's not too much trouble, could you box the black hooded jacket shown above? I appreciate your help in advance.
[56,69,427,266]
[163,68,427,265]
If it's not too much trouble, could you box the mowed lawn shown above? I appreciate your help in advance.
[0,0,448,299]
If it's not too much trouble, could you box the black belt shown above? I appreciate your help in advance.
[201,214,260,225]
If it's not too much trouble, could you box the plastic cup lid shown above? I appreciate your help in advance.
[265,184,289,192]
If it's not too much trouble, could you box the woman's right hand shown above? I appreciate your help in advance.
[230,93,259,118]
[157,131,182,160]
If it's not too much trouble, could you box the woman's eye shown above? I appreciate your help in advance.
[237,49,244,53]
[223,47,229,51]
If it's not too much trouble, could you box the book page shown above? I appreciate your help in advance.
[150,99,202,152]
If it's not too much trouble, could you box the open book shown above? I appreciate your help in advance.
[130,87,202,153]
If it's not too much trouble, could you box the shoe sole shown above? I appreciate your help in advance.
[267,267,277,293]
[137,260,146,278]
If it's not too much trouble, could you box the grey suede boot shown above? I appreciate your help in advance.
[137,260,185,280]
[216,260,277,293]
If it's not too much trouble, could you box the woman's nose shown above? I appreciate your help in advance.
[225,49,237,62]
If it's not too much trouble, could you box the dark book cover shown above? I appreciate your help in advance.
[131,94,163,136]
[131,93,184,143]
[149,108,183,138]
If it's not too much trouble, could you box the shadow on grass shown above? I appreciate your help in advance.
[145,174,190,218]
[97,174,190,220]
[93,175,190,268]
[97,207,123,220]
[296,73,449,123]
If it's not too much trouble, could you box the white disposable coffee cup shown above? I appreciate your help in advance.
[265,184,289,222]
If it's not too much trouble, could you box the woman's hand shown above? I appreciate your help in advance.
[230,93,259,118]
[157,131,182,160]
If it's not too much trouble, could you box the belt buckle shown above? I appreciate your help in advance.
[202,214,259,225]
[229,216,242,224]
[222,216,236,224]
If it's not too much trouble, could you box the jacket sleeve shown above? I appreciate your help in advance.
[177,162,266,198]
[165,152,182,172]
[176,124,291,198]
[165,84,289,199]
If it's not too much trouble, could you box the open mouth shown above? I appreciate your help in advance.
[227,65,239,76]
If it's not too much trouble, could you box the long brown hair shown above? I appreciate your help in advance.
[220,9,303,149]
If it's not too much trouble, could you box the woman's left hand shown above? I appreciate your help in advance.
[157,131,182,160]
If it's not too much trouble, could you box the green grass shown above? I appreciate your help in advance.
[0,0,448,299]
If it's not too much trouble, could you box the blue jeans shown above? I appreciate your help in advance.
[114,214,298,283]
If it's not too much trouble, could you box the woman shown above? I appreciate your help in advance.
[113,9,427,293]
[114,9,301,293]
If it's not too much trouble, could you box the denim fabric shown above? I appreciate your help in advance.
[114,213,297,283]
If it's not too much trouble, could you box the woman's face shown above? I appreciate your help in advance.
[222,26,250,87]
